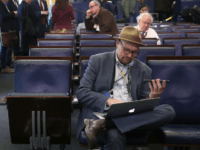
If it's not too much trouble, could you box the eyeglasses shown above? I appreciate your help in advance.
[120,41,138,56]
[89,5,96,9]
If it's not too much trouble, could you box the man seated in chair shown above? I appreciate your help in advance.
[135,12,161,45]
[84,0,118,36]
[76,26,175,150]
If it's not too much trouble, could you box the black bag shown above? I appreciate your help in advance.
[181,8,193,22]
[22,4,38,37]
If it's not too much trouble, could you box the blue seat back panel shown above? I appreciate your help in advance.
[45,34,75,39]
[80,40,116,46]
[142,39,157,45]
[38,41,73,46]
[80,47,115,56]
[148,60,200,124]
[15,60,71,95]
[29,48,73,57]
[182,46,200,56]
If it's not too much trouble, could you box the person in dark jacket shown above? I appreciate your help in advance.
[6,0,20,67]
[101,0,114,15]
[31,0,49,38]
[0,0,17,73]
[18,0,40,56]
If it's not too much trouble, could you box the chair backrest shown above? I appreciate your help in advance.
[37,39,74,47]
[147,56,200,124]
[79,38,116,46]
[172,28,199,37]
[158,32,181,44]
[80,33,111,39]
[80,29,96,34]
[45,33,75,40]
[80,60,89,78]
[137,45,175,64]
[29,46,73,57]
[142,38,157,45]
[49,29,76,34]
[163,37,200,56]
[14,57,72,95]
[80,46,116,56]
[182,44,200,56]
[154,28,168,33]
[186,31,200,39]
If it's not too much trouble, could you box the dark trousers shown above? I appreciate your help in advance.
[38,24,49,38]
[6,31,20,65]
[21,35,37,56]
[98,104,175,150]
[1,46,8,69]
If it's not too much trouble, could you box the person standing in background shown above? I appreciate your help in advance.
[52,0,75,30]
[18,0,40,56]
[31,0,49,38]
[101,0,114,15]
[155,0,170,21]
[0,0,17,73]
[6,0,20,68]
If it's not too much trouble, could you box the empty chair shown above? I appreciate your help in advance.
[182,44,200,56]
[29,46,73,57]
[186,31,200,39]
[158,32,181,44]
[163,37,200,56]
[147,57,200,147]
[172,28,199,37]
[80,60,89,78]
[14,58,71,95]
[49,29,76,34]
[79,39,116,47]
[80,46,115,56]
[154,28,168,33]
[80,33,111,39]
[80,29,96,34]
[142,38,157,45]
[45,33,75,40]
[137,46,175,64]
[37,39,74,47]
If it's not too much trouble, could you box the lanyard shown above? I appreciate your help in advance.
[116,64,132,96]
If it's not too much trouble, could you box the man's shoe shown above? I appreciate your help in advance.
[84,119,106,149]
[1,66,14,73]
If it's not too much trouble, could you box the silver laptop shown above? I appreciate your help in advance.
[94,97,160,119]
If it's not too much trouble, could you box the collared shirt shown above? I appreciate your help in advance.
[113,53,134,102]
[104,53,134,110]
[37,0,44,12]
[134,25,161,45]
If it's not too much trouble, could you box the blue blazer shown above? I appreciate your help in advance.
[7,0,19,31]
[76,51,152,139]
[0,0,15,32]
[17,1,39,36]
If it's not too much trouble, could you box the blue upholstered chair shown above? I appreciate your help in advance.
[158,32,181,45]
[13,58,72,95]
[147,56,200,147]
[37,39,74,47]
[172,28,199,37]
[154,28,168,33]
[79,39,116,47]
[182,44,200,56]
[29,46,73,57]
[142,38,157,45]
[80,33,111,39]
[80,29,96,34]
[186,31,200,39]
[163,37,200,56]
[45,33,75,40]
[80,46,115,56]
[137,46,175,64]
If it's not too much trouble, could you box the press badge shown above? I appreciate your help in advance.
[104,90,113,98]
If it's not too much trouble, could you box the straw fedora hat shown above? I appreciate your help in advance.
[114,26,146,46]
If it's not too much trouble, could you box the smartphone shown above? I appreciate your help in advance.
[144,79,170,83]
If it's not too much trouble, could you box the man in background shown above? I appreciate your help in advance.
[135,12,161,45]
[31,0,49,38]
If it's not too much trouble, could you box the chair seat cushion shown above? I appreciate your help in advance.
[152,124,200,145]
[79,130,148,146]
